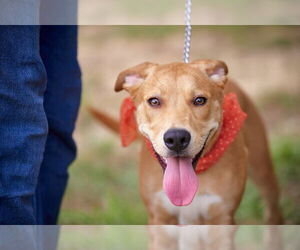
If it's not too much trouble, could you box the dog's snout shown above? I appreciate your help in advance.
[163,128,191,152]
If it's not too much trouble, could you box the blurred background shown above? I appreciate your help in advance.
[59,26,300,224]
[2,0,300,25]
[0,0,300,25]
[79,0,300,24]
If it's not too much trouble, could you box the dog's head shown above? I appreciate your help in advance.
[115,60,228,206]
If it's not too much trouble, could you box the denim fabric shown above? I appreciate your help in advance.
[0,26,81,225]
[36,26,81,225]
[0,26,48,224]
[0,0,39,25]
[0,0,78,25]
[0,225,60,250]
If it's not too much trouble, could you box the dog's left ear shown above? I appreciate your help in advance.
[114,62,157,92]
[190,59,228,88]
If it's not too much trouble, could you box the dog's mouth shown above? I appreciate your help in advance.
[153,130,212,170]
[151,130,212,207]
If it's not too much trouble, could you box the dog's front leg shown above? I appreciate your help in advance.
[148,225,237,250]
[148,205,179,225]
[201,205,236,225]
[203,225,237,250]
[148,226,179,250]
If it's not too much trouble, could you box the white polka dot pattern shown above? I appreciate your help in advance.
[195,93,247,174]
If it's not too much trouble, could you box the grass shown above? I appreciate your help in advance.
[59,137,148,224]
[237,136,300,224]
[58,226,148,250]
[259,91,300,112]
[59,135,300,224]
[273,137,300,224]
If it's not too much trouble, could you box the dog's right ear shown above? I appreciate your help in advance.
[190,59,228,88]
[114,62,157,92]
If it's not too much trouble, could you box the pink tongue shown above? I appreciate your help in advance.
[163,157,199,206]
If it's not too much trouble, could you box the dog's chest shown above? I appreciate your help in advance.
[155,191,223,224]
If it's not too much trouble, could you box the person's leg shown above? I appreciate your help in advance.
[0,26,48,224]
[36,25,81,224]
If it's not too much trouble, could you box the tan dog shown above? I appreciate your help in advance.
[90,59,283,225]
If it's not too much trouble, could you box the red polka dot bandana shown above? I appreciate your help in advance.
[194,93,247,174]
[120,97,137,147]
[120,93,247,174]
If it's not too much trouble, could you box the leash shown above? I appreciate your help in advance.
[183,0,192,63]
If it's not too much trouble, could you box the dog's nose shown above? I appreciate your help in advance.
[163,128,191,152]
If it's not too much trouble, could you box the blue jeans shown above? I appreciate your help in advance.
[0,26,81,224]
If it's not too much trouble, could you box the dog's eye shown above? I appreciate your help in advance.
[193,96,207,106]
[148,97,161,107]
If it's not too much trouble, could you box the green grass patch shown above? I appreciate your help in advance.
[272,136,300,224]
[59,226,148,250]
[237,136,300,224]
[60,136,300,224]
[259,91,300,112]
[59,140,147,224]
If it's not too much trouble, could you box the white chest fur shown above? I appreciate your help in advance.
[155,191,223,224]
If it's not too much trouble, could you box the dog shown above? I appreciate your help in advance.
[90,59,283,225]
